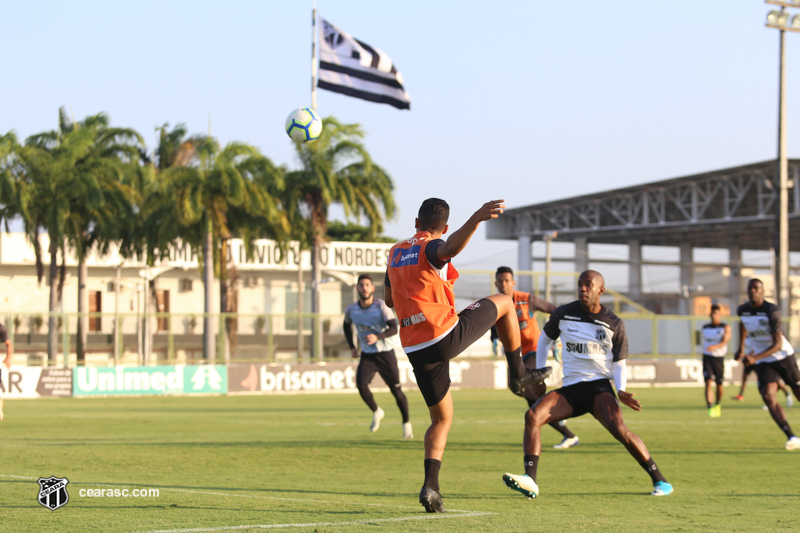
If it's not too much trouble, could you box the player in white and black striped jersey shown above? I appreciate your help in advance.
[735,279,800,450]
[701,304,731,417]
[503,270,673,498]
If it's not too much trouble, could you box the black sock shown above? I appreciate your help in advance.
[424,459,441,492]
[524,454,539,482]
[549,420,576,439]
[505,348,524,380]
[707,401,713,409]
[638,458,667,483]
[779,422,795,439]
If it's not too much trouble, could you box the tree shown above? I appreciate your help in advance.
[284,117,396,359]
[18,109,142,364]
[326,220,396,243]
[0,132,22,227]
[142,129,288,362]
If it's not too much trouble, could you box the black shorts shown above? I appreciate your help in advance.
[702,355,725,385]
[556,379,616,418]
[407,298,498,406]
[357,350,401,389]
[755,356,800,391]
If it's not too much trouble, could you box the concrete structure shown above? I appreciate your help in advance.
[487,160,800,314]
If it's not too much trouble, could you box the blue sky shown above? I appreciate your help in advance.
[1,0,797,273]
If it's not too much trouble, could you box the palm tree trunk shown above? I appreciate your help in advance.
[77,258,88,364]
[203,216,214,364]
[47,238,59,365]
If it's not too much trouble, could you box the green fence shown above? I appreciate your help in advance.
[6,310,796,367]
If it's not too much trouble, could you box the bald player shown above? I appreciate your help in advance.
[503,270,673,498]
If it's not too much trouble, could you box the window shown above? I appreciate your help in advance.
[179,279,193,293]
[89,291,102,332]
[156,290,170,332]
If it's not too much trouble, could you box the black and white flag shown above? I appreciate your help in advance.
[318,18,411,110]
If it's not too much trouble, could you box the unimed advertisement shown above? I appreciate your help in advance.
[72,365,228,396]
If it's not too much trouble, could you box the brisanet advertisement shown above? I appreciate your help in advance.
[72,365,228,396]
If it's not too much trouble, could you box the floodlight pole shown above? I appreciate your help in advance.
[777,24,790,318]
[767,1,794,317]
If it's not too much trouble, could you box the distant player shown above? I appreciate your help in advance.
[701,304,731,417]
[731,362,757,401]
[735,279,800,450]
[492,266,579,449]
[343,274,412,439]
[503,270,673,498]
[0,322,12,422]
[385,198,552,513]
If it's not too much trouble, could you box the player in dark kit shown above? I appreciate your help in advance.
[492,266,580,448]
[735,279,800,450]
[384,198,552,513]
[503,270,673,498]
[343,274,412,438]
[701,304,731,417]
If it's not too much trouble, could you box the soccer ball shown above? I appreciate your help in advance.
[285,108,323,143]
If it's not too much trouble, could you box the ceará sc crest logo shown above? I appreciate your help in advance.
[38,476,69,511]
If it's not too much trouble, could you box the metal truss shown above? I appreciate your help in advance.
[488,160,800,249]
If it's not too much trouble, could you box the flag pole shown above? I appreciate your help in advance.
[311,0,318,110]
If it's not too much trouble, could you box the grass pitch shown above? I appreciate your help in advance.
[2,387,799,532]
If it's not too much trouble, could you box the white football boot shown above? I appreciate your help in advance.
[370,407,385,432]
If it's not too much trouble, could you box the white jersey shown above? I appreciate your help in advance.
[344,298,397,353]
[701,323,728,357]
[542,301,628,387]
[737,300,794,364]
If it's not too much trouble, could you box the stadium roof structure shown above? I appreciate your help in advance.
[487,159,800,249]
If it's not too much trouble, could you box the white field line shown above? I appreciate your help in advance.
[0,474,484,512]
[134,512,493,533]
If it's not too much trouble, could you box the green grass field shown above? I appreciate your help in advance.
[2,387,799,532]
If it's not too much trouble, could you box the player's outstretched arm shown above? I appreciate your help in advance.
[614,360,641,411]
[437,200,505,261]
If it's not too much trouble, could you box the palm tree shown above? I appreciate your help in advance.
[142,130,288,362]
[284,116,396,359]
[0,132,22,227]
[18,109,143,364]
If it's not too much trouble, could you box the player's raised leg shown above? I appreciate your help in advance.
[592,392,672,495]
[486,293,551,393]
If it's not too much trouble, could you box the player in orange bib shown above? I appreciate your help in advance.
[384,198,552,513]
[493,266,580,449]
